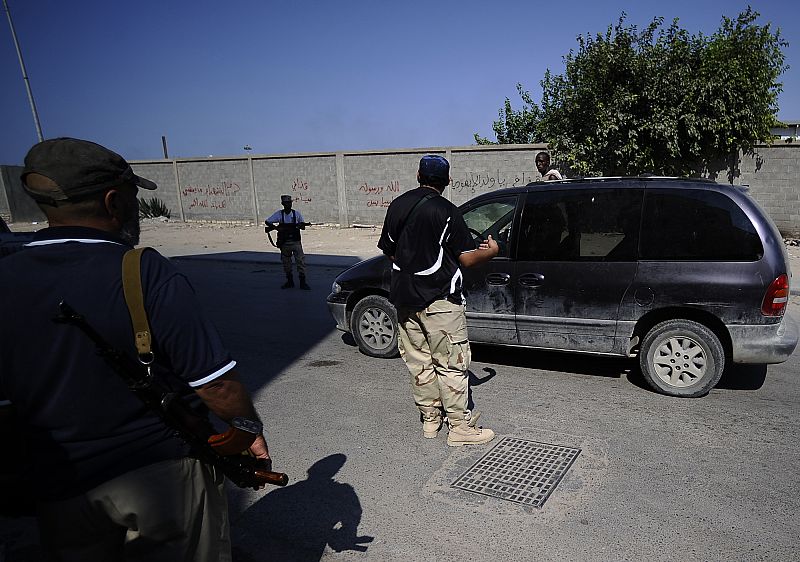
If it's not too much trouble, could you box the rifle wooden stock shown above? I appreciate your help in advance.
[55,301,288,488]
[208,452,288,489]
[254,467,289,487]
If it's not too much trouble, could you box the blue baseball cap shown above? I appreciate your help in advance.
[418,155,450,181]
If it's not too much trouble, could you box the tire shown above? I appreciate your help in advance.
[350,295,399,358]
[639,319,725,397]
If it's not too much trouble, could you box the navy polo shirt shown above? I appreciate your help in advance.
[0,227,235,500]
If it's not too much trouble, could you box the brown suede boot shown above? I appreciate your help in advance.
[419,406,443,439]
[447,410,495,447]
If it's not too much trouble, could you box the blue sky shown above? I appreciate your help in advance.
[1,0,798,164]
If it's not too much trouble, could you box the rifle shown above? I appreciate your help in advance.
[264,221,312,248]
[264,222,313,232]
[54,301,288,489]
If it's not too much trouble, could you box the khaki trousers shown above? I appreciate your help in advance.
[280,240,306,277]
[36,458,230,562]
[397,299,471,424]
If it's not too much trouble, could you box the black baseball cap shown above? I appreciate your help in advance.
[281,194,293,203]
[21,137,157,205]
[418,155,450,182]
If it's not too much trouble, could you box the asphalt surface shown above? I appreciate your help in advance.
[2,255,798,561]
[196,258,800,561]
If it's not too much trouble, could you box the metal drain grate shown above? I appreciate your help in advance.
[451,437,580,508]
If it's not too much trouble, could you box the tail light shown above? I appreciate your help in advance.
[761,274,789,316]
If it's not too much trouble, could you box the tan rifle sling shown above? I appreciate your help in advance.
[121,247,153,361]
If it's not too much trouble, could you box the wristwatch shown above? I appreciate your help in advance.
[232,417,263,435]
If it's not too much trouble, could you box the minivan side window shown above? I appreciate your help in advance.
[640,189,763,261]
[518,188,643,261]
[461,197,518,258]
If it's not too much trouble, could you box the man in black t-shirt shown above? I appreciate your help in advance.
[378,155,499,446]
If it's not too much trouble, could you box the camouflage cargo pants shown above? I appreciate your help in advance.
[397,299,471,425]
[280,240,306,277]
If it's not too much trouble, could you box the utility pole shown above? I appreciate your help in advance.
[161,135,169,158]
[3,0,43,142]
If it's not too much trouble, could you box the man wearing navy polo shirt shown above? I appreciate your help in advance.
[0,138,270,561]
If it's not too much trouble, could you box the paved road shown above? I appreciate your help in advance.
[3,256,797,561]
[181,258,799,562]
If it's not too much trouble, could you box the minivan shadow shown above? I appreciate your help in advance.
[716,363,767,391]
[624,362,767,393]
[473,344,768,394]
[471,344,632,379]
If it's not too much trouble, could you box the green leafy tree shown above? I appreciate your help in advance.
[474,84,545,145]
[478,8,788,178]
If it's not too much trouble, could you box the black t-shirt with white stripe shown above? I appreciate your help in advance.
[378,187,476,309]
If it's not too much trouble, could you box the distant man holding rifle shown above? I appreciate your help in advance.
[0,138,279,561]
[265,194,311,290]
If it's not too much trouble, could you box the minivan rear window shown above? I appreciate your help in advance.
[640,189,763,261]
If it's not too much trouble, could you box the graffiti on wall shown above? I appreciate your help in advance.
[450,170,536,194]
[359,180,400,208]
[354,171,535,210]
[288,177,312,203]
[182,180,241,211]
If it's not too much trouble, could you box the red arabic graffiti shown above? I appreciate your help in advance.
[181,180,240,212]
[359,180,400,195]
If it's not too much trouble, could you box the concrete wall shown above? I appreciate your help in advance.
[254,155,338,224]
[0,165,45,224]
[3,142,799,235]
[125,143,550,228]
[736,143,800,235]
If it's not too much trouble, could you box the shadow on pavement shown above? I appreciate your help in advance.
[474,342,771,395]
[171,252,357,394]
[625,362,768,393]
[172,253,361,547]
[230,454,373,562]
[172,250,360,269]
[471,343,633,380]
[466,367,497,410]
[340,332,357,347]
[716,363,768,390]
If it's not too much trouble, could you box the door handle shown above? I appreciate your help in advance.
[485,272,511,286]
[518,273,545,288]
